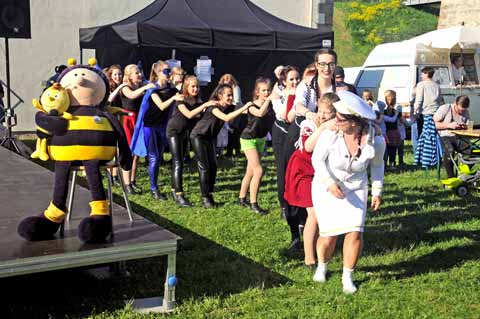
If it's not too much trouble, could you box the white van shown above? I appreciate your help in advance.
[354,39,480,122]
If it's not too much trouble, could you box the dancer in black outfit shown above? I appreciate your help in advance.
[167,76,218,207]
[190,84,251,208]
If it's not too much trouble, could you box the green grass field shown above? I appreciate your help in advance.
[5,143,479,318]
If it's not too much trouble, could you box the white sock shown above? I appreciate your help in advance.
[313,262,328,282]
[342,267,357,294]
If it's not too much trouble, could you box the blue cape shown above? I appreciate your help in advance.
[130,84,158,157]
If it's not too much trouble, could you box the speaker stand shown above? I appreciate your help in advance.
[1,37,31,157]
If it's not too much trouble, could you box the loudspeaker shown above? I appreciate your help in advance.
[0,0,31,39]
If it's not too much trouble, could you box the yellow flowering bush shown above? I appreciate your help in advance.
[346,0,427,45]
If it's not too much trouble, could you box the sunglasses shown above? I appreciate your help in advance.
[162,68,171,75]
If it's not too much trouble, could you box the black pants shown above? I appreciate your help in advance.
[416,114,424,138]
[284,116,306,240]
[398,140,404,165]
[271,120,290,208]
[53,160,105,210]
[386,144,398,165]
[287,206,308,240]
[168,132,188,193]
[191,136,217,197]
[441,135,471,178]
[226,131,241,156]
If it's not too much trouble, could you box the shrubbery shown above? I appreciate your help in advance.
[346,0,438,46]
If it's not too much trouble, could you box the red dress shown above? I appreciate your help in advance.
[284,121,316,208]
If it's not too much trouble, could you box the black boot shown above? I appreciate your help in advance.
[237,197,249,207]
[130,181,142,194]
[250,203,268,215]
[287,236,302,251]
[125,184,137,195]
[151,189,167,201]
[202,196,215,208]
[175,194,192,207]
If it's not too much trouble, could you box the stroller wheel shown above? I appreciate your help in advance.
[456,185,469,197]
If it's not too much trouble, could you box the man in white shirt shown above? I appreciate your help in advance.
[451,56,468,85]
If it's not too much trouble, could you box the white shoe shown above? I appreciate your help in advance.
[342,277,358,294]
[313,266,327,283]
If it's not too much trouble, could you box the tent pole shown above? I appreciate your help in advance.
[80,48,83,64]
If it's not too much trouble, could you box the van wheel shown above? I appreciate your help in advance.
[456,185,469,197]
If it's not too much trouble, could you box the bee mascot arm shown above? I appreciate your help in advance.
[35,111,69,136]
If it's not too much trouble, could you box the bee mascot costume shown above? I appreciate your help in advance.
[18,65,133,243]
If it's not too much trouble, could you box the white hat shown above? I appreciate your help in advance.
[333,91,376,120]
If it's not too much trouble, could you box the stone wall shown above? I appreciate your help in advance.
[438,0,480,29]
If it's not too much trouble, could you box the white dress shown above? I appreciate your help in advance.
[311,126,385,237]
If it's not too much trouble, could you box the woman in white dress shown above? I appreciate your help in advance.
[311,91,385,294]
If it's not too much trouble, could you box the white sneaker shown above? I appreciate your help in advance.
[313,266,327,283]
[342,277,358,294]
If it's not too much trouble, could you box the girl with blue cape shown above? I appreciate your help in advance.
[130,60,182,200]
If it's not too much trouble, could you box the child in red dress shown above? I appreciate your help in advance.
[284,93,338,268]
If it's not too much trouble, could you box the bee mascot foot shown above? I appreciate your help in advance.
[78,200,112,243]
[17,202,64,241]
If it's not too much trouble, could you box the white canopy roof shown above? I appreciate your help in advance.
[410,26,480,50]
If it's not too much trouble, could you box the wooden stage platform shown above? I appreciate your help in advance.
[0,146,179,312]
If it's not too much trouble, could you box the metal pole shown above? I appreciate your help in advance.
[5,38,11,141]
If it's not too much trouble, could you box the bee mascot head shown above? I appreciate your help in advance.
[18,65,133,243]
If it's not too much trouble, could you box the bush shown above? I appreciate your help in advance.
[346,0,438,46]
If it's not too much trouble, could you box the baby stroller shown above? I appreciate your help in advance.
[442,152,480,197]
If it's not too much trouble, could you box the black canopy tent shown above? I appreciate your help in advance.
[79,0,333,100]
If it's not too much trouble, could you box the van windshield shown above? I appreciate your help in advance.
[356,66,410,99]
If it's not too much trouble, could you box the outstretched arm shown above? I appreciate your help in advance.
[178,100,217,119]
[248,93,275,117]
[121,83,156,100]
[151,92,183,111]
[212,103,252,122]
[108,83,127,103]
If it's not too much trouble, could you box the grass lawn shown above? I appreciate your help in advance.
[4,143,479,318]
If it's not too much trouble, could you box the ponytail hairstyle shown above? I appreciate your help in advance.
[210,83,233,101]
[149,60,169,83]
[123,64,140,87]
[252,76,271,100]
[182,75,202,103]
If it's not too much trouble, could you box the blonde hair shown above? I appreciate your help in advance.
[318,92,339,109]
[218,73,239,87]
[149,60,169,83]
[182,75,202,102]
[172,66,185,75]
[123,64,140,87]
